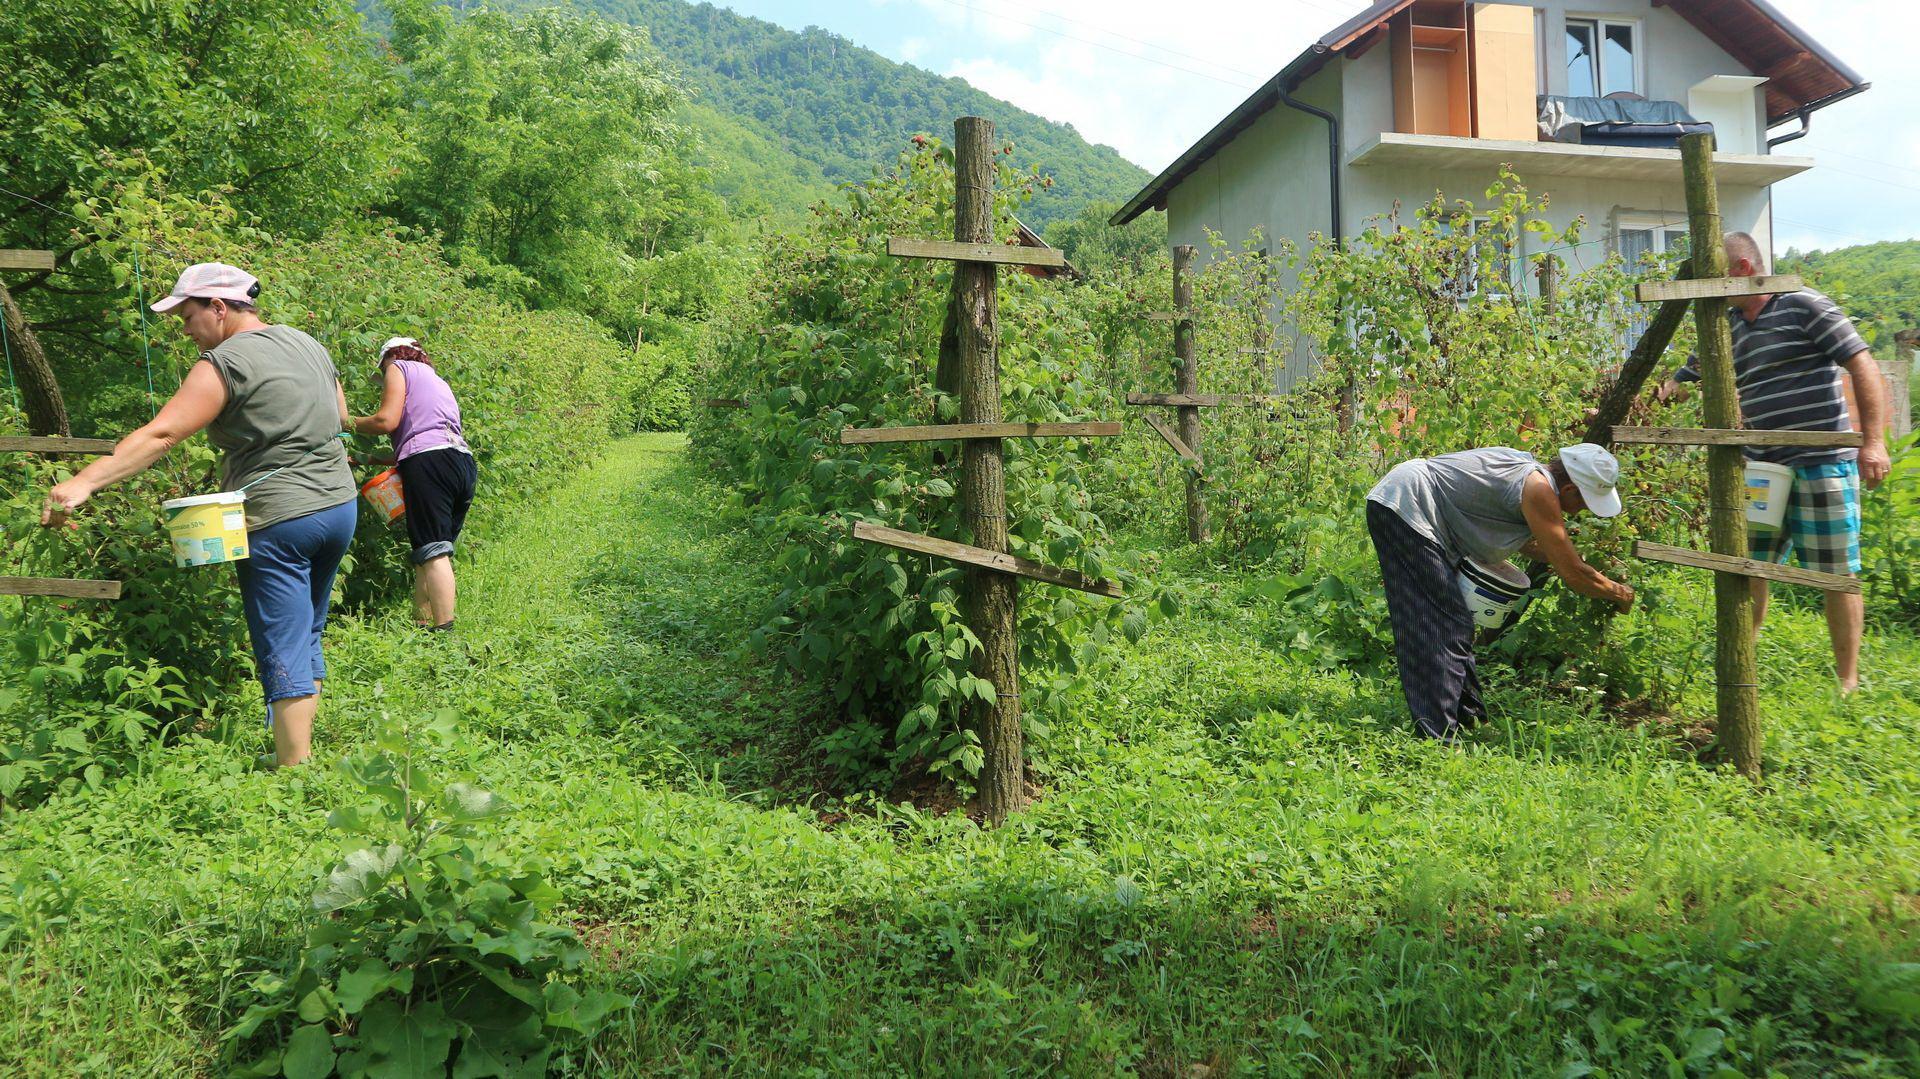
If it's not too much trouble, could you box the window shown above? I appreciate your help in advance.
[1566,17,1638,96]
[1617,214,1688,348]
[1440,215,1512,300]
[1616,216,1689,267]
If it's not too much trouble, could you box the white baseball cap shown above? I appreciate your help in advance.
[379,337,418,358]
[1559,443,1623,518]
[151,262,259,312]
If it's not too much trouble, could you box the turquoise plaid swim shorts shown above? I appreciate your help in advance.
[1749,459,1861,577]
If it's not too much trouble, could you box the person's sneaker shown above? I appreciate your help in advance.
[252,752,279,772]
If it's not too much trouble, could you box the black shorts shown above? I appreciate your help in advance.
[396,448,477,564]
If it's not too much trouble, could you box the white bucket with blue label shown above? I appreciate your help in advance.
[1457,557,1531,630]
[1744,460,1793,532]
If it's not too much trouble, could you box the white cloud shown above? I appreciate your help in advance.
[929,0,1329,167]
[898,36,929,62]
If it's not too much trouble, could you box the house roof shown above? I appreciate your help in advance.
[1110,0,1867,226]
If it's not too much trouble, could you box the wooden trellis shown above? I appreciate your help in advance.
[1122,245,1286,544]
[2,250,122,600]
[1617,133,1853,777]
[842,116,1125,824]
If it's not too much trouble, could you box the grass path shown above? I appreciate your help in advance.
[2,434,1917,1075]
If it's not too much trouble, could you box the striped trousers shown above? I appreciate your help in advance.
[1366,500,1483,740]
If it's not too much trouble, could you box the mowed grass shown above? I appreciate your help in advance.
[2,433,1917,1075]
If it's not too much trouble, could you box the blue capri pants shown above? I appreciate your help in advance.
[234,499,357,705]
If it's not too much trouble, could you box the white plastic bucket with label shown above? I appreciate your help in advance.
[1457,558,1531,630]
[162,491,249,567]
[1744,460,1794,532]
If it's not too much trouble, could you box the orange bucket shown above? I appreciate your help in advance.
[360,468,406,524]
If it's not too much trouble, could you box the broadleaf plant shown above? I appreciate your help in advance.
[223,710,627,1076]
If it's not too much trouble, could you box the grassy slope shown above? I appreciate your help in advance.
[2,435,1917,1074]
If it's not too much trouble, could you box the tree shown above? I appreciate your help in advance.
[1044,198,1167,276]
[382,0,726,338]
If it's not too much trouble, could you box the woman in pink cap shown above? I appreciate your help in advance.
[349,337,477,630]
[41,262,357,769]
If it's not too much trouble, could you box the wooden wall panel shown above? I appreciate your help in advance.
[1472,3,1537,140]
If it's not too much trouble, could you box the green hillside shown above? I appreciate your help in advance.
[561,0,1151,226]
[1779,239,1920,356]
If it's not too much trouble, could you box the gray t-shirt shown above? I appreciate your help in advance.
[200,325,355,530]
[1367,447,1551,565]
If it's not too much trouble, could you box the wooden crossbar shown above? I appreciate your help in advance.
[840,422,1120,445]
[1612,426,1863,448]
[851,522,1123,598]
[1141,413,1201,470]
[1125,392,1282,407]
[0,250,56,272]
[1635,275,1801,303]
[0,436,118,454]
[0,577,123,600]
[886,238,1067,269]
[1143,311,1178,322]
[702,398,746,409]
[1633,541,1859,594]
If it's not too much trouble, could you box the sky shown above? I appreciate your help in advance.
[698,0,1919,254]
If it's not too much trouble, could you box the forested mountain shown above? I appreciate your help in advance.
[552,0,1151,226]
[1779,239,1920,356]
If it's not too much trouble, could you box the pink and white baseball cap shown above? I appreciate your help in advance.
[150,262,259,313]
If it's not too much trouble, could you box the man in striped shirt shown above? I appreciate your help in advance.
[1659,231,1890,694]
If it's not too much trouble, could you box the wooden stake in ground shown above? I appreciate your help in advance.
[1679,132,1762,777]
[0,277,71,437]
[1172,244,1209,543]
[950,116,1024,824]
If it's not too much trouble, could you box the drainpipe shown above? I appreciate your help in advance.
[1278,87,1342,248]
[1277,83,1347,416]
[1766,107,1812,148]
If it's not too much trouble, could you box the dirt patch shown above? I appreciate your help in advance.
[572,920,640,968]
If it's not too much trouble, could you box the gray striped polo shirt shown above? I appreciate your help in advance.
[1675,288,1868,466]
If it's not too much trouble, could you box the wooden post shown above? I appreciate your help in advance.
[1680,133,1761,778]
[1535,256,1557,316]
[1888,330,1915,440]
[952,117,1023,824]
[1173,244,1209,543]
[0,279,71,437]
[1581,259,1695,447]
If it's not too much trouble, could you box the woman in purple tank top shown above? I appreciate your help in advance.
[349,337,478,630]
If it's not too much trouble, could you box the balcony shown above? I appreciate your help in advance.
[1346,132,1814,187]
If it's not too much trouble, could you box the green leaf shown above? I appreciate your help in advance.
[357,999,455,1078]
[280,1023,336,1079]
[312,844,404,912]
[335,958,410,1014]
[442,783,508,823]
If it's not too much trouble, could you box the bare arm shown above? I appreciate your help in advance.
[1843,351,1890,489]
[350,365,407,437]
[1520,473,1634,611]
[41,360,229,527]
[335,378,351,429]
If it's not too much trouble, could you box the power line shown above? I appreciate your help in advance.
[1810,145,1920,180]
[1806,162,1920,196]
[1773,215,1885,247]
[922,0,1263,91]
[947,0,1272,82]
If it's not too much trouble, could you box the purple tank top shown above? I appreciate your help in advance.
[390,359,470,461]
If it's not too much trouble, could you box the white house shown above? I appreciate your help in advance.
[1111,0,1868,389]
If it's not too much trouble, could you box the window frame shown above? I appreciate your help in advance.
[1564,14,1643,98]
[1614,211,1689,265]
